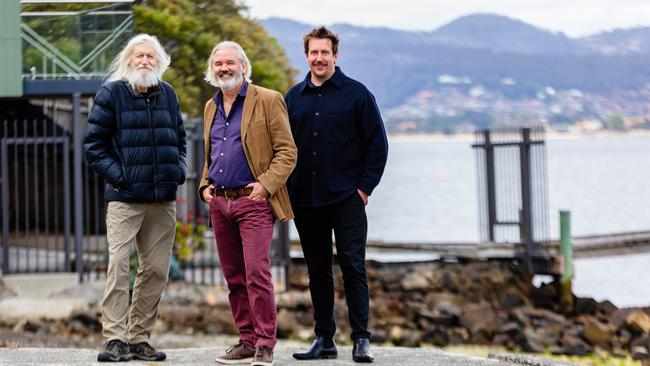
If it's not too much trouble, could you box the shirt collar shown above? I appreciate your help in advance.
[214,79,249,103]
[300,66,344,93]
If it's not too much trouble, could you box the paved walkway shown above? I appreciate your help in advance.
[0,345,579,366]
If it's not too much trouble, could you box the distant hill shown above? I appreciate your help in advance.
[429,13,592,55]
[260,15,650,109]
[581,27,650,55]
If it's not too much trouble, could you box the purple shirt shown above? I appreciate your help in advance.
[208,81,255,190]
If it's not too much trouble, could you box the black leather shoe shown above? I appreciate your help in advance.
[352,338,374,363]
[292,337,337,360]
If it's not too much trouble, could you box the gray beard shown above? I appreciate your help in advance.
[126,68,160,90]
[216,72,243,91]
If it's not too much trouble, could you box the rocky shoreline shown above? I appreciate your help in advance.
[1,259,649,361]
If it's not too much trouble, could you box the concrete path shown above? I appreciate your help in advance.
[0,346,507,365]
[0,346,579,366]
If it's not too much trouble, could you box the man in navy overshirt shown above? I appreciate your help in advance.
[285,26,388,363]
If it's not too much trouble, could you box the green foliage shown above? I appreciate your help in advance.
[134,0,295,117]
[174,222,208,261]
[129,221,209,287]
[605,113,626,130]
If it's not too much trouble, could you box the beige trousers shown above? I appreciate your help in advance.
[101,201,176,344]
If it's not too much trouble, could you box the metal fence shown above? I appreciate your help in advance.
[0,98,290,288]
[473,127,551,273]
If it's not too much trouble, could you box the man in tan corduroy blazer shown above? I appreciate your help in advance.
[198,41,296,366]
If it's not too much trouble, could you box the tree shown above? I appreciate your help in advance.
[134,0,295,117]
[605,113,626,131]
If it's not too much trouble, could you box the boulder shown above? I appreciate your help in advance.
[626,310,650,334]
[460,303,500,339]
[557,334,590,356]
[632,346,649,360]
[400,272,430,291]
[582,318,614,346]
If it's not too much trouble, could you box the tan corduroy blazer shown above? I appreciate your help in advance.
[198,84,297,222]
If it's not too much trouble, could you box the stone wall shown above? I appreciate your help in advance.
[2,259,649,361]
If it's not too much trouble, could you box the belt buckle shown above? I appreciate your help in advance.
[223,189,237,199]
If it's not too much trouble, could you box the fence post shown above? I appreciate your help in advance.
[519,128,534,271]
[559,210,574,313]
[279,221,290,290]
[73,93,84,282]
[483,130,496,241]
[1,137,9,274]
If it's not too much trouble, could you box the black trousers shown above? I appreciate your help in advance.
[293,192,370,341]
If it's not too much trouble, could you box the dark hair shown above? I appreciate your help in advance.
[303,26,339,55]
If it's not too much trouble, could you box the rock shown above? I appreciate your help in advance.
[437,300,463,318]
[276,308,302,338]
[441,272,458,293]
[626,310,650,334]
[448,327,469,345]
[276,290,312,309]
[529,282,557,309]
[370,329,388,343]
[632,346,649,360]
[400,272,429,291]
[517,327,549,353]
[631,335,650,349]
[558,334,590,356]
[460,303,500,340]
[496,322,520,336]
[389,325,404,343]
[597,300,618,316]
[574,297,599,315]
[499,291,525,309]
[582,318,614,346]
[422,327,449,346]
[12,320,41,333]
[67,312,101,334]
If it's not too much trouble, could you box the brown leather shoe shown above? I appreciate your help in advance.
[251,346,273,366]
[214,342,255,364]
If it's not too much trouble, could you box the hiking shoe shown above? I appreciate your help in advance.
[97,339,131,362]
[129,341,166,361]
[215,342,255,364]
[252,346,273,366]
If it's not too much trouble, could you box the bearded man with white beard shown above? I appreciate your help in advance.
[83,33,186,362]
[198,41,296,366]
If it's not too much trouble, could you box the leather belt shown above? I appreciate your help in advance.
[212,187,253,199]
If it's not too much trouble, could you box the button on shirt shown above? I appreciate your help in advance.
[208,81,255,190]
[285,67,389,207]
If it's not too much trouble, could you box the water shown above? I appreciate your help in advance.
[292,134,650,307]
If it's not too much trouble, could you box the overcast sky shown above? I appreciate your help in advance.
[243,0,650,37]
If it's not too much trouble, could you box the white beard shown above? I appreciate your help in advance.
[216,70,243,91]
[126,68,160,90]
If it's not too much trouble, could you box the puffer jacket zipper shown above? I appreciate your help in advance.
[146,97,159,201]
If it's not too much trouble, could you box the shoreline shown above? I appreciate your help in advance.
[387,129,650,142]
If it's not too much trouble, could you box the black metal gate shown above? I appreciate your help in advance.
[0,96,107,279]
[473,127,551,272]
[1,119,73,274]
[1,99,291,287]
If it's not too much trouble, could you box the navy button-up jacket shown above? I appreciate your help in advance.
[285,67,388,207]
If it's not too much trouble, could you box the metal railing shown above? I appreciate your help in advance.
[473,127,551,273]
[20,1,134,80]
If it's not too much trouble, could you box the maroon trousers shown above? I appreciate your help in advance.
[209,196,277,349]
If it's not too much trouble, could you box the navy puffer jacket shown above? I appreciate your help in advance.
[83,80,187,202]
